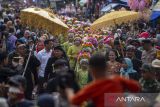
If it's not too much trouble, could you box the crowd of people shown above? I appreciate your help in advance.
[0,3,160,107]
[58,0,108,22]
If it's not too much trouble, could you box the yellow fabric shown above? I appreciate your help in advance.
[76,67,88,88]
[91,11,139,30]
[62,41,73,53]
[20,7,68,36]
[59,34,66,44]
[67,45,81,69]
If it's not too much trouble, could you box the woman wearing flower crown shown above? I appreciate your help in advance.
[81,42,95,54]
[67,37,82,70]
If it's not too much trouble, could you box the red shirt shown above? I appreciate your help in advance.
[71,75,140,107]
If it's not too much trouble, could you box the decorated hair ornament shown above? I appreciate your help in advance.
[82,42,95,53]
[88,37,98,48]
[78,52,91,62]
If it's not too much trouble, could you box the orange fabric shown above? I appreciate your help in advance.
[71,75,140,107]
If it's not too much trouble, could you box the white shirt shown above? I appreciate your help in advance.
[37,49,52,77]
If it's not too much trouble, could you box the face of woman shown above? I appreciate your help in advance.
[121,60,128,69]
[109,51,116,62]
[126,51,134,59]
[74,39,81,46]
[54,49,63,58]
[37,42,44,51]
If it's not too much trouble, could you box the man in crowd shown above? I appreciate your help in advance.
[0,51,16,97]
[6,27,17,53]
[20,30,30,43]
[0,51,16,84]
[141,39,157,64]
[37,39,53,94]
[130,39,142,60]
[139,63,160,93]
[8,43,40,100]
[8,39,25,68]
[8,75,34,107]
[152,58,160,82]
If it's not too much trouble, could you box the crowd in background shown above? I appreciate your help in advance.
[0,3,160,107]
[58,0,108,22]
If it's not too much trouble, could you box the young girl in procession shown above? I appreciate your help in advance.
[75,52,91,88]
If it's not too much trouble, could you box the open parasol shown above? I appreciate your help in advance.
[20,7,69,36]
[90,11,139,30]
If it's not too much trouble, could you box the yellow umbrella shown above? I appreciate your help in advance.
[20,7,69,36]
[91,11,139,30]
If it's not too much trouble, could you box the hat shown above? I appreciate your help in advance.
[141,63,152,72]
[9,75,26,88]
[152,59,160,68]
[37,94,55,107]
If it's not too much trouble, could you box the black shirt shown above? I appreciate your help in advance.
[0,67,17,83]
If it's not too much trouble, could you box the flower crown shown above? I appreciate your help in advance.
[78,52,91,62]
[82,42,93,48]
[87,37,98,47]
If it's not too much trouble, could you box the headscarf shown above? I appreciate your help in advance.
[120,58,137,79]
